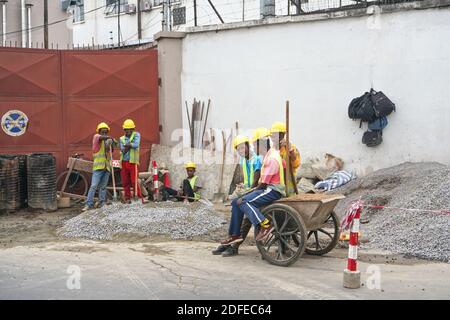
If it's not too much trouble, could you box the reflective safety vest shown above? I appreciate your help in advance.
[93,140,111,171]
[280,144,300,196]
[260,149,286,197]
[188,175,200,200]
[120,131,140,164]
[240,154,260,190]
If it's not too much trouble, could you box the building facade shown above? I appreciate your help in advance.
[69,0,357,47]
[0,0,72,48]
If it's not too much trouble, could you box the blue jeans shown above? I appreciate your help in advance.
[228,188,282,236]
[86,169,110,207]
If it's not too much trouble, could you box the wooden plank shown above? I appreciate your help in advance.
[59,191,90,200]
[60,158,77,193]
[66,158,93,173]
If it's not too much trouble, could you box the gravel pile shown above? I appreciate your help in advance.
[330,162,450,262]
[58,201,226,240]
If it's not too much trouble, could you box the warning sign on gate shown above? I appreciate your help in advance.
[111,160,121,168]
[1,110,29,137]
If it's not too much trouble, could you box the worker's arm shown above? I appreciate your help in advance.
[290,146,301,170]
[252,170,261,188]
[99,135,113,141]
[120,138,130,154]
[130,132,141,149]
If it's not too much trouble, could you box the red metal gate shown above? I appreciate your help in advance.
[0,47,159,174]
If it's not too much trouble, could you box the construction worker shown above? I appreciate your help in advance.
[212,135,263,257]
[219,128,286,247]
[270,121,301,196]
[83,122,115,211]
[119,119,148,204]
[164,162,202,202]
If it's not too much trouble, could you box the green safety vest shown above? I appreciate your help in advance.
[93,140,111,171]
[188,175,200,200]
[120,131,140,164]
[260,149,286,197]
[241,155,259,190]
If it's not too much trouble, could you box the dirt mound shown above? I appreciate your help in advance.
[330,162,450,262]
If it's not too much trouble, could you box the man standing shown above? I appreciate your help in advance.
[119,119,148,204]
[83,122,114,211]
[220,128,286,247]
[270,122,301,196]
[213,135,262,257]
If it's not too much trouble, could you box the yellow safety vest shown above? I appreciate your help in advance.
[260,149,286,197]
[120,131,140,165]
[280,144,300,197]
[188,175,200,200]
[240,154,259,190]
[93,140,111,171]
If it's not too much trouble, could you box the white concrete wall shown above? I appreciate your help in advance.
[180,6,450,175]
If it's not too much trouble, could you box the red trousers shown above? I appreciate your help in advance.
[121,161,142,200]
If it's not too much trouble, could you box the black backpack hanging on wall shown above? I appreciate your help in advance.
[370,89,396,117]
[348,92,377,126]
[348,88,396,147]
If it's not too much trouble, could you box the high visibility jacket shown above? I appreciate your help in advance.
[260,149,286,197]
[188,175,200,200]
[280,143,301,196]
[120,131,140,164]
[93,140,111,171]
[240,153,261,190]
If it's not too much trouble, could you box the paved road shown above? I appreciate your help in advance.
[0,241,449,300]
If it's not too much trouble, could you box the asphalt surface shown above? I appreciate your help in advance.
[1,241,449,300]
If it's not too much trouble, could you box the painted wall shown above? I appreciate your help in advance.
[180,5,450,175]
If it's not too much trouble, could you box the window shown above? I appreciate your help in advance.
[172,6,186,26]
[73,0,85,23]
[105,0,128,15]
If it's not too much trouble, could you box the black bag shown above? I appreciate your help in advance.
[370,89,396,118]
[362,130,383,147]
[348,92,377,125]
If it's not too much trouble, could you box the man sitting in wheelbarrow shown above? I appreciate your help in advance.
[213,134,262,257]
[219,127,286,248]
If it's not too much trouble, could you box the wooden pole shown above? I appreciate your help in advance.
[185,101,193,147]
[285,100,299,195]
[109,145,117,200]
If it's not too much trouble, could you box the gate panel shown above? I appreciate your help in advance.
[0,48,159,176]
[0,48,60,97]
[61,50,159,171]
[0,48,63,172]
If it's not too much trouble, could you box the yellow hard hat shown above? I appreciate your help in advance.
[271,121,286,133]
[233,135,249,149]
[96,122,110,133]
[185,161,196,169]
[251,127,271,143]
[122,119,135,129]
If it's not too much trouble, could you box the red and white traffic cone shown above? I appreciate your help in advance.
[343,203,362,289]
[152,160,159,201]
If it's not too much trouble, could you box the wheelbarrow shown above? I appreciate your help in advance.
[255,193,345,267]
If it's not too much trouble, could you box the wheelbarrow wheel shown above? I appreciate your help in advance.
[255,204,307,267]
[305,211,339,256]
